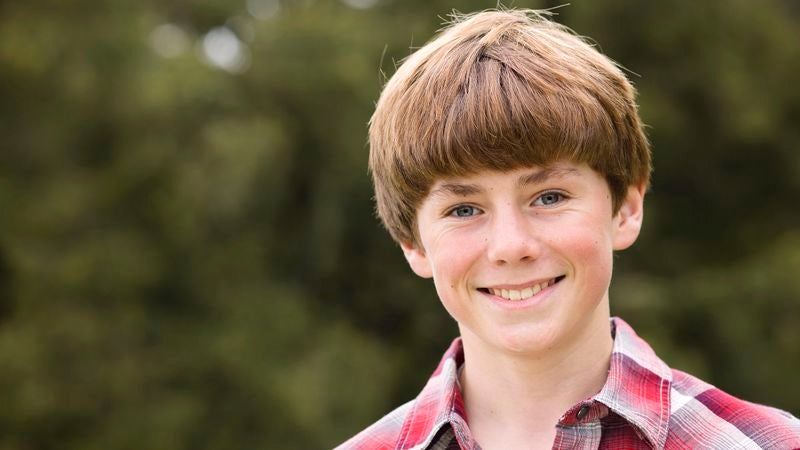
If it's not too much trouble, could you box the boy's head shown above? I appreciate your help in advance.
[369,9,651,248]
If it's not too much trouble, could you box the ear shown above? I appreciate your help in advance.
[612,184,646,251]
[400,241,433,278]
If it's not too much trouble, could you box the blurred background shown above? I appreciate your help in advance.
[1,0,799,448]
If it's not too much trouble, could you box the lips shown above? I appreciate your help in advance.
[481,276,565,301]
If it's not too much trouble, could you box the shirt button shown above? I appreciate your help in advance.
[576,405,590,420]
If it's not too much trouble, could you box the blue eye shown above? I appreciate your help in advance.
[450,205,480,217]
[535,192,565,206]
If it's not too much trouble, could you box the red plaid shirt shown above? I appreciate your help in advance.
[337,318,800,449]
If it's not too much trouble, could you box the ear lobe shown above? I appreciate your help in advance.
[612,184,646,251]
[400,241,433,278]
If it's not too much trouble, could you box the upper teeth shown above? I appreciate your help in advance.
[489,279,557,301]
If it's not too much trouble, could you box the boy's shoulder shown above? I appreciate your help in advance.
[604,318,800,448]
[336,337,468,450]
[334,400,415,450]
[667,367,800,448]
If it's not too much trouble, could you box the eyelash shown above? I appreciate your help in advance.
[447,204,481,218]
[445,190,569,218]
[534,190,569,206]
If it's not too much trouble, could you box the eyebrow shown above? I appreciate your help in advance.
[516,166,578,187]
[429,166,579,198]
[429,182,482,198]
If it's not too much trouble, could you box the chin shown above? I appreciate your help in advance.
[492,323,562,355]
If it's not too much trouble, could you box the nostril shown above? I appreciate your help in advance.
[487,236,540,265]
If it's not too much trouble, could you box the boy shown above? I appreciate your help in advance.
[339,9,800,449]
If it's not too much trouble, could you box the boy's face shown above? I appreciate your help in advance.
[401,162,645,355]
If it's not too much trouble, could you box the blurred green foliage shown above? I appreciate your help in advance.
[0,0,798,448]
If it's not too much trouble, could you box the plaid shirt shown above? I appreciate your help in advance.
[337,318,800,449]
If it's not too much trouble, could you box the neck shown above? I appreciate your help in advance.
[458,307,613,448]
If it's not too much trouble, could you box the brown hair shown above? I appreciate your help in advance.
[369,9,651,246]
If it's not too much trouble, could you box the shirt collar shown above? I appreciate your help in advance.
[595,317,672,449]
[395,317,672,450]
[394,338,470,449]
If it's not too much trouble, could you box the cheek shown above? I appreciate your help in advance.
[431,250,470,296]
[427,235,481,319]
[427,229,481,281]
[553,222,615,288]
[432,273,469,325]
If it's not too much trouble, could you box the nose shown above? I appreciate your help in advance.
[485,208,541,265]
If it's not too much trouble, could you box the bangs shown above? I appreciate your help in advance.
[391,37,630,189]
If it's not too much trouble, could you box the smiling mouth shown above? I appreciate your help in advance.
[479,276,566,301]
